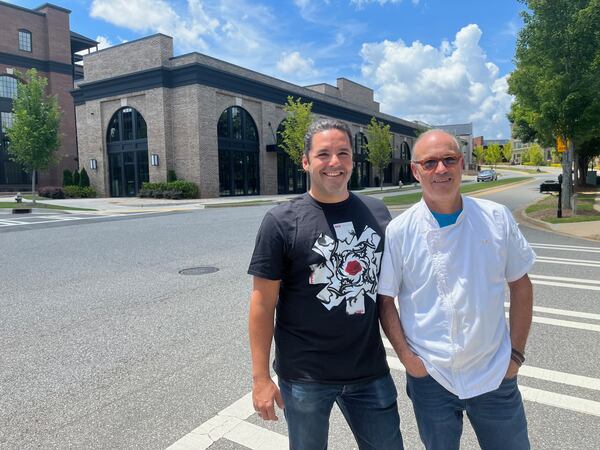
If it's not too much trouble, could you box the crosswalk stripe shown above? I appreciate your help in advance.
[529,274,600,286]
[531,242,600,252]
[386,357,600,417]
[531,279,600,291]
[503,302,600,321]
[527,315,600,332]
[384,346,600,391]
[535,258,600,268]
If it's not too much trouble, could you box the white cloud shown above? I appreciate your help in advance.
[277,51,317,78]
[360,24,512,138]
[90,0,219,52]
[95,35,113,50]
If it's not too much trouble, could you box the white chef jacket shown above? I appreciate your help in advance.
[378,196,536,399]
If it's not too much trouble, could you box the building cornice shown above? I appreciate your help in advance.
[72,63,419,137]
[0,52,73,76]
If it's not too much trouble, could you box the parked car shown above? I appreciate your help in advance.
[477,169,497,182]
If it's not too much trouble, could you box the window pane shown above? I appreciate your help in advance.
[231,107,242,140]
[217,111,228,138]
[19,30,31,52]
[1,112,14,132]
[135,112,147,139]
[122,109,133,141]
[245,117,257,142]
[107,115,120,142]
[0,76,18,99]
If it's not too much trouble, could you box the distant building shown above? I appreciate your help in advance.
[73,34,422,198]
[0,1,96,192]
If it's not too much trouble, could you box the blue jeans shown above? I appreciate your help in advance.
[406,374,530,450]
[278,373,403,450]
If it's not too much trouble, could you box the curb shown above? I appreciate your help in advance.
[515,206,600,242]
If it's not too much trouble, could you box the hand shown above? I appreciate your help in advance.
[252,377,284,421]
[400,350,428,378]
[504,359,520,379]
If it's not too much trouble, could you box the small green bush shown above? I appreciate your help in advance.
[79,168,90,187]
[167,169,177,182]
[64,185,96,198]
[62,169,73,187]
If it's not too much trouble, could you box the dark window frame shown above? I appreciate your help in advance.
[18,29,32,52]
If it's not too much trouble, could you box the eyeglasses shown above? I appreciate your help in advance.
[412,156,461,171]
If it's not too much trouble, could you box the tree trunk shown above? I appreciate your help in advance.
[380,168,383,191]
[31,170,36,205]
[561,141,573,211]
[574,153,579,187]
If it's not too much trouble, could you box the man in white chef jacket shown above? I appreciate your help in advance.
[378,129,535,450]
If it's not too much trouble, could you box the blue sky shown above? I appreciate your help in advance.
[8,0,526,138]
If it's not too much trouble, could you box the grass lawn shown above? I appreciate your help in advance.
[526,193,600,223]
[0,201,95,211]
[383,177,531,206]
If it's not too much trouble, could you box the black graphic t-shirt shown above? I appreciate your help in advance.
[248,193,392,384]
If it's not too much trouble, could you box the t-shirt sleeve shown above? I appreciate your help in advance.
[504,207,536,282]
[377,227,402,298]
[248,211,286,280]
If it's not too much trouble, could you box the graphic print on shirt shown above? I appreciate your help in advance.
[309,221,382,315]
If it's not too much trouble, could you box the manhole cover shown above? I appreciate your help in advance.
[179,266,219,276]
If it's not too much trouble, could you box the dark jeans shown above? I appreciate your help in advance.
[278,373,404,450]
[406,374,530,450]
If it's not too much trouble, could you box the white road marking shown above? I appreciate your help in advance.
[167,380,287,450]
[384,346,600,391]
[519,386,600,417]
[503,302,600,321]
[531,279,600,291]
[0,212,157,228]
[529,274,600,286]
[531,242,600,253]
[526,315,600,332]
[535,256,600,268]
[387,356,600,416]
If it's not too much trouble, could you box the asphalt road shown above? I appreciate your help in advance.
[1,175,599,449]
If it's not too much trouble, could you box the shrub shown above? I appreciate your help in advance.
[79,168,90,187]
[140,180,199,199]
[39,186,65,199]
[167,169,177,182]
[62,169,73,187]
[72,169,80,186]
[63,185,96,198]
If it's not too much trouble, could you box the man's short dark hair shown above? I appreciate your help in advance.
[303,119,353,157]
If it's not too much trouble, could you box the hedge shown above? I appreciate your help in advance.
[139,180,199,199]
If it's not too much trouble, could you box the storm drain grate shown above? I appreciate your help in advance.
[179,266,219,276]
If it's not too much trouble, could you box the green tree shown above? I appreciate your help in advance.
[79,168,90,187]
[62,169,73,187]
[529,143,545,168]
[485,144,502,168]
[6,68,61,204]
[72,169,80,187]
[473,145,486,167]
[501,142,513,163]
[365,117,393,190]
[508,0,600,208]
[279,96,313,191]
[280,96,313,166]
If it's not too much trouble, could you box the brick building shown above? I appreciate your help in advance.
[73,34,421,198]
[0,1,96,191]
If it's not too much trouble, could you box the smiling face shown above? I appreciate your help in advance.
[302,128,353,203]
[411,131,463,214]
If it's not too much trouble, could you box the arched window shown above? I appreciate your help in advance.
[217,106,260,196]
[106,107,149,197]
[0,76,18,99]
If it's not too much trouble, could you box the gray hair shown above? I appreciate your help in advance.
[413,129,461,160]
[303,119,353,157]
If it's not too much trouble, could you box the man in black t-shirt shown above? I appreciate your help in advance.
[248,119,403,449]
